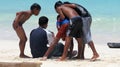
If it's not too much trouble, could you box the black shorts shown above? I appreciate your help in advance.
[68,16,83,38]
[31,43,64,58]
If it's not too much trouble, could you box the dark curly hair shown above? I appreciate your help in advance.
[30,3,41,10]
[54,1,63,9]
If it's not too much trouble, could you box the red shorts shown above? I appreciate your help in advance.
[56,24,69,39]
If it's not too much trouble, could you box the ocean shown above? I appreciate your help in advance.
[0,0,120,44]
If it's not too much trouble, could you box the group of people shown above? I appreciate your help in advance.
[12,1,99,61]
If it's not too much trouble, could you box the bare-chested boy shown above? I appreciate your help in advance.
[12,3,41,58]
[54,1,84,61]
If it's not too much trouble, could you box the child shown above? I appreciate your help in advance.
[64,2,99,61]
[56,15,75,59]
[13,3,41,58]
[56,15,69,41]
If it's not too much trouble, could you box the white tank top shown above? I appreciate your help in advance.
[44,29,54,47]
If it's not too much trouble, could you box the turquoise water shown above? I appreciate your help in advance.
[0,0,120,44]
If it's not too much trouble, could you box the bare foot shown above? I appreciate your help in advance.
[90,54,99,61]
[40,57,47,61]
[73,56,84,60]
[73,56,80,59]
[19,54,31,58]
[80,56,85,60]
[57,57,67,61]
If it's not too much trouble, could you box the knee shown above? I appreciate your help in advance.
[24,37,27,42]
[88,41,93,44]
[20,38,27,43]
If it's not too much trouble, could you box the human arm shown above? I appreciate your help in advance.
[41,37,60,60]
[64,4,76,8]
[56,24,69,40]
[42,23,69,60]
[56,7,65,20]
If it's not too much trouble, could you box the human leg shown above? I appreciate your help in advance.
[88,41,99,61]
[14,26,30,58]
[58,36,72,61]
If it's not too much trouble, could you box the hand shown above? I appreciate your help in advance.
[40,56,47,61]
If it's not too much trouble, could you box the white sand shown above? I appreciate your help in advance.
[0,40,120,67]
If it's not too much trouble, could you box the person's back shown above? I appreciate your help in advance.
[30,27,48,58]
[30,16,49,58]
[57,5,79,19]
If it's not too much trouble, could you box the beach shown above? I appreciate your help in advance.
[0,0,120,67]
[0,40,120,67]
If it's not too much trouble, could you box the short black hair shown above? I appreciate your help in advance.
[64,1,71,4]
[54,1,63,9]
[39,16,48,26]
[30,3,41,10]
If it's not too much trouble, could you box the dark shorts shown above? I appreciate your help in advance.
[32,47,48,58]
[48,42,64,58]
[31,42,64,58]
[13,21,23,30]
[67,16,83,38]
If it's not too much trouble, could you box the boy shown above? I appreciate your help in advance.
[57,15,78,59]
[13,3,41,58]
[30,16,64,58]
[56,15,69,41]
[64,2,99,61]
[55,1,84,61]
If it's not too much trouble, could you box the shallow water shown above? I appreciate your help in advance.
[0,0,120,44]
